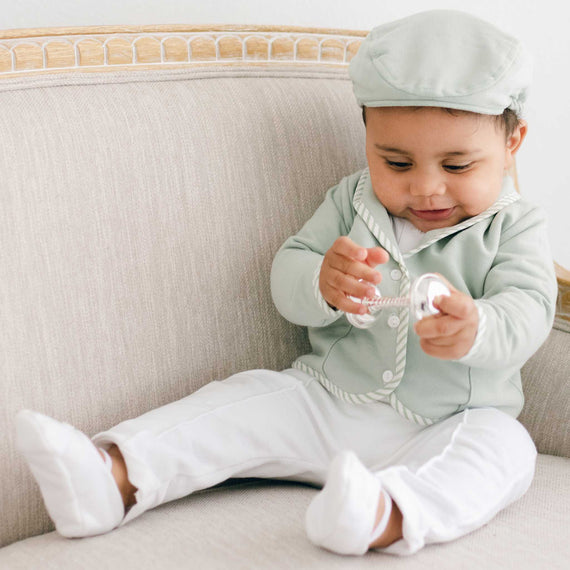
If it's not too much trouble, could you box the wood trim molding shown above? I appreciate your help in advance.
[0,24,370,40]
[0,25,367,77]
[556,263,570,322]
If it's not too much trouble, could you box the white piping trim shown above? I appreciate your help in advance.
[294,361,393,401]
[352,168,410,397]
[293,360,436,426]
[388,393,435,426]
[313,258,341,318]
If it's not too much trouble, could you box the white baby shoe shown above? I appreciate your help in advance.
[15,409,125,537]
[305,450,392,555]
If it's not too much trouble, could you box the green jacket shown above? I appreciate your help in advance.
[271,168,557,425]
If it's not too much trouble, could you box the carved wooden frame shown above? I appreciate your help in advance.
[0,25,366,76]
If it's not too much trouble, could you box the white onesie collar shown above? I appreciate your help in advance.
[390,216,426,254]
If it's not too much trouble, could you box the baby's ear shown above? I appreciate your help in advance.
[504,120,527,169]
[507,120,527,155]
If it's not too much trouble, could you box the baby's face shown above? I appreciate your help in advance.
[365,107,526,232]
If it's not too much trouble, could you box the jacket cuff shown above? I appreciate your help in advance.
[313,258,345,318]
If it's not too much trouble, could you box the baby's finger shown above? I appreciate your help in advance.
[332,236,367,261]
[433,292,474,320]
[328,254,382,285]
[364,247,390,267]
[420,328,468,346]
[419,337,471,360]
[342,299,369,315]
[323,285,368,315]
[326,271,377,301]
[414,314,465,339]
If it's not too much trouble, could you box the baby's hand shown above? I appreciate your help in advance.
[414,279,478,360]
[319,237,389,314]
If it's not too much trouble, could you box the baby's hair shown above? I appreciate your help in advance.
[361,106,520,139]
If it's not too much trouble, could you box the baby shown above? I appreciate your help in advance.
[16,10,557,556]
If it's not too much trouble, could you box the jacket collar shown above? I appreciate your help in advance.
[353,167,520,262]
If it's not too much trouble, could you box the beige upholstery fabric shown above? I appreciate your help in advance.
[0,66,364,547]
[520,323,570,457]
[1,454,568,569]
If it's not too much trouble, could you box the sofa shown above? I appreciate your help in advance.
[1,24,569,569]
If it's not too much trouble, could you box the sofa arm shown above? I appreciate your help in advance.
[519,317,570,458]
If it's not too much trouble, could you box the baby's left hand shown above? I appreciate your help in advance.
[413,280,478,360]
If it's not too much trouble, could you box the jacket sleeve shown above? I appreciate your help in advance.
[457,205,557,369]
[270,177,356,327]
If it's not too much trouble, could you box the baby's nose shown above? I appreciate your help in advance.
[409,172,446,196]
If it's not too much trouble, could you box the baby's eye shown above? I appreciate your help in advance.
[386,160,412,170]
[444,163,471,172]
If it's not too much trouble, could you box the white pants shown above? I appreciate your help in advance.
[92,368,537,555]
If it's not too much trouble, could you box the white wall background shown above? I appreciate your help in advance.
[3,0,569,267]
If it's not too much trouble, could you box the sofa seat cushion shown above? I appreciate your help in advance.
[1,453,568,569]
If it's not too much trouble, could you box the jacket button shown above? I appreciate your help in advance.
[390,269,402,281]
[382,370,394,382]
[387,314,400,328]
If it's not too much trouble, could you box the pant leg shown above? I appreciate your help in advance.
[370,407,537,556]
[91,368,423,528]
[92,369,333,525]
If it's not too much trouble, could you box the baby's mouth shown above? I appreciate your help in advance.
[409,207,456,221]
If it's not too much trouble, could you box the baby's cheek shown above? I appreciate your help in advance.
[458,179,502,217]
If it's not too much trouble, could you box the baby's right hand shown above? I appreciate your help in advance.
[319,237,389,314]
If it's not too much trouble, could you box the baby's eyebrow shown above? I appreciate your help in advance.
[373,144,482,157]
[374,144,409,154]
[443,150,482,157]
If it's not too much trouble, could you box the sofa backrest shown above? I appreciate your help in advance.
[0,26,368,546]
[1,25,568,548]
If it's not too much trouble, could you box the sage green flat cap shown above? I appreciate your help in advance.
[349,10,532,115]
